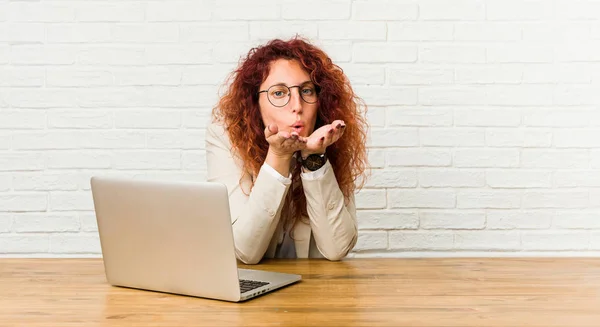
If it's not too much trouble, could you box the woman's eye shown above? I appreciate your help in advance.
[273,91,284,97]
[302,88,314,95]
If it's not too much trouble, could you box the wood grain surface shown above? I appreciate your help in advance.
[1,258,600,327]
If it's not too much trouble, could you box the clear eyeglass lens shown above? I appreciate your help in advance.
[268,86,290,107]
[300,86,317,103]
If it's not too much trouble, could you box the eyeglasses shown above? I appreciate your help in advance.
[257,83,318,108]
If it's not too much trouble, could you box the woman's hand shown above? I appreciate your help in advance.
[264,124,307,157]
[301,120,345,159]
[264,124,307,177]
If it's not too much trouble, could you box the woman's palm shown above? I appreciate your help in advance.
[303,120,345,155]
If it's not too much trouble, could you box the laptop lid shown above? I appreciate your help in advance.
[90,176,242,302]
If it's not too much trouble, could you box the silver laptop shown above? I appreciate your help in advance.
[90,176,301,302]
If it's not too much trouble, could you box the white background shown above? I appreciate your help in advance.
[1,0,600,257]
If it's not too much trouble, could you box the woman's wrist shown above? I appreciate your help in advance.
[265,148,293,177]
[300,149,325,160]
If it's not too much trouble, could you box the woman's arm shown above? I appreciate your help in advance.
[205,123,291,264]
[301,160,358,260]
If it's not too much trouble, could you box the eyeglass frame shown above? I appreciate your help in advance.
[257,82,319,108]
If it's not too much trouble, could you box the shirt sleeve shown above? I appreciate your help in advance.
[205,122,291,264]
[262,162,292,185]
[300,159,329,180]
[300,160,358,261]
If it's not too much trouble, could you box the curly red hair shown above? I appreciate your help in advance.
[212,36,369,231]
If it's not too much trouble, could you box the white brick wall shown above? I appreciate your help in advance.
[1,0,600,258]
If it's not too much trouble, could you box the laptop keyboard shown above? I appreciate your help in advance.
[239,279,269,293]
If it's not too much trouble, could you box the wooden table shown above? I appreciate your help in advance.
[1,258,600,326]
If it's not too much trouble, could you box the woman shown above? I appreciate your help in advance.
[205,37,368,264]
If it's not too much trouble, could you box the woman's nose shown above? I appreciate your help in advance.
[290,89,303,113]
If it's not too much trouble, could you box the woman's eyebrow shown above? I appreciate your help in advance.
[271,80,313,86]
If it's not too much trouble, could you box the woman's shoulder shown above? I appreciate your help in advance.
[205,120,230,143]
[206,119,227,138]
[206,119,225,133]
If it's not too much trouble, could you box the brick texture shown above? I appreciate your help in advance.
[1,0,599,257]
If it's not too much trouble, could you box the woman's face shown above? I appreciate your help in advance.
[258,59,318,138]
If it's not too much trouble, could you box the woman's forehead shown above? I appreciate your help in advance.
[262,59,311,86]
